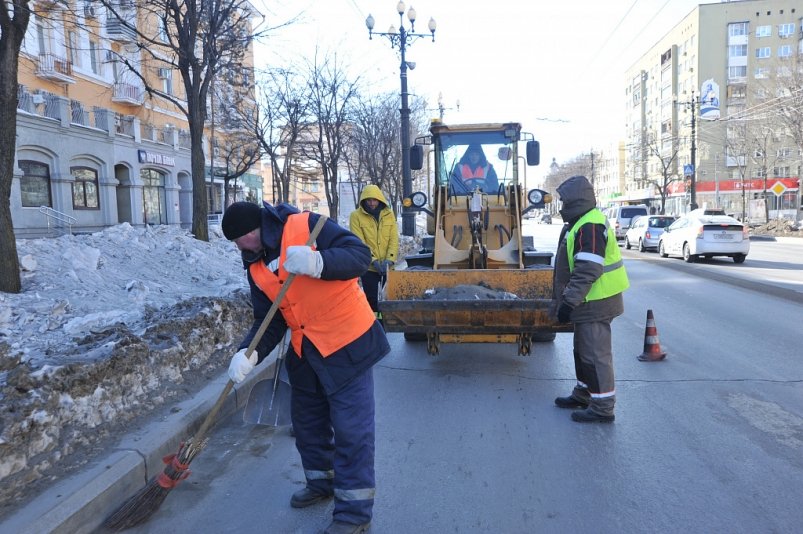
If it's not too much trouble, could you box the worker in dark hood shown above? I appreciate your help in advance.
[222,201,389,533]
[349,184,399,323]
[551,176,629,423]
[450,143,499,194]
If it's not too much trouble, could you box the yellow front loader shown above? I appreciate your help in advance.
[379,121,571,355]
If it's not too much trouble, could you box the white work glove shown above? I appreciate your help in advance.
[228,348,257,384]
[284,245,324,278]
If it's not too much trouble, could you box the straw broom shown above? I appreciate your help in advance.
[104,215,328,531]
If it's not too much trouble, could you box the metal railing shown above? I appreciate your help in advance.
[39,206,78,235]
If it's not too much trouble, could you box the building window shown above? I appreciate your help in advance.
[68,31,80,67]
[141,169,168,225]
[728,65,747,79]
[778,23,795,37]
[159,68,173,95]
[70,167,100,209]
[727,85,746,99]
[728,44,747,57]
[756,25,772,37]
[729,22,748,37]
[755,67,769,79]
[777,65,792,77]
[89,39,101,75]
[19,160,52,207]
[755,47,771,59]
[773,166,790,177]
[778,44,793,57]
[36,21,52,54]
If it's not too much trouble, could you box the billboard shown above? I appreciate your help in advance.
[700,79,720,120]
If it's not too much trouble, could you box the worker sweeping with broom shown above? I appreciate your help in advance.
[103,201,386,533]
[222,201,389,534]
[222,202,390,534]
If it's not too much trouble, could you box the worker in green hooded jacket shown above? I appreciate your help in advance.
[349,184,399,320]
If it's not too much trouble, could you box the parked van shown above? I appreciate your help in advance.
[604,204,649,240]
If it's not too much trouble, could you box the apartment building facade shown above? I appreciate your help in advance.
[11,1,260,237]
[624,0,801,220]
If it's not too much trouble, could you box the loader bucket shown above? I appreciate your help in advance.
[379,269,571,338]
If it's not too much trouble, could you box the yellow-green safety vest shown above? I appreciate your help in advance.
[566,209,630,301]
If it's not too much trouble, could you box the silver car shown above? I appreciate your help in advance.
[658,208,750,263]
[624,215,677,252]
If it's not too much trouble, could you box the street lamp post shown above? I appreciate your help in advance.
[675,90,715,211]
[366,2,436,237]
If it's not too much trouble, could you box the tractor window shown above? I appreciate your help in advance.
[437,132,516,195]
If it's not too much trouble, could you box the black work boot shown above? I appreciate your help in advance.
[570,408,615,423]
[321,520,371,534]
[554,395,589,409]
[290,486,333,508]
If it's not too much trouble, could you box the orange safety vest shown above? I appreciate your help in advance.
[461,164,488,181]
[248,212,376,358]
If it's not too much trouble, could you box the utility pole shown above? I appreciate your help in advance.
[675,90,702,211]
[690,92,698,210]
[590,148,595,187]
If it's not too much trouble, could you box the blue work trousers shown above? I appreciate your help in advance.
[291,366,376,525]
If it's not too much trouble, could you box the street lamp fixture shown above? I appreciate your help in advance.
[366,3,437,237]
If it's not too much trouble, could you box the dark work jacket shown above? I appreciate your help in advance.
[238,202,390,395]
[551,176,624,323]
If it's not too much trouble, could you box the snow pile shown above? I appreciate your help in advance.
[0,223,251,516]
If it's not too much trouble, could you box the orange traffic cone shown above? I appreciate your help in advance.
[637,309,667,362]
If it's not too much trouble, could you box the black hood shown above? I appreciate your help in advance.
[557,175,596,224]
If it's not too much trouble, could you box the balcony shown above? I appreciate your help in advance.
[106,2,138,42]
[36,53,76,84]
[112,82,144,105]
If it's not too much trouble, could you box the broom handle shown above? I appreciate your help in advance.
[193,214,329,442]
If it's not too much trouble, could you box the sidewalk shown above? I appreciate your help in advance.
[0,352,281,534]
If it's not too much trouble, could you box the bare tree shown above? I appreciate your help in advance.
[250,67,310,204]
[724,120,752,221]
[99,0,262,241]
[746,120,783,223]
[211,81,261,206]
[0,0,31,293]
[302,51,359,220]
[644,131,681,214]
[347,92,401,203]
[771,56,803,160]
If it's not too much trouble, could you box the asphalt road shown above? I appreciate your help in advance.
[117,223,803,534]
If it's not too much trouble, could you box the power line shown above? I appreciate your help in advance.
[585,0,639,67]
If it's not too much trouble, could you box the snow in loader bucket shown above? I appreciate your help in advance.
[378,269,571,335]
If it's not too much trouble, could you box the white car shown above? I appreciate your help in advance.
[604,205,649,240]
[658,208,750,263]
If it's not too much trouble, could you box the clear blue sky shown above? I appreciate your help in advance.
[253,0,707,181]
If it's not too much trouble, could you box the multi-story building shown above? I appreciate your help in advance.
[625,0,801,220]
[592,141,627,208]
[11,1,260,237]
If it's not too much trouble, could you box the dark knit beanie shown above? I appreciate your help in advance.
[222,201,262,240]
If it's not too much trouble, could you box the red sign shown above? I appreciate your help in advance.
[667,177,798,194]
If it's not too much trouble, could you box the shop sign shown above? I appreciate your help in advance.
[138,150,175,167]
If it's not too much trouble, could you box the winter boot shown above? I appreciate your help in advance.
[291,486,334,508]
[321,520,371,534]
[570,408,615,423]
